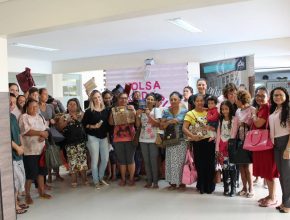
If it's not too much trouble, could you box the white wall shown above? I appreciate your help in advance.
[8,57,52,74]
[0,37,8,92]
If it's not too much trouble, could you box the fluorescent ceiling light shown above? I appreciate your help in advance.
[168,18,202,33]
[255,67,290,72]
[10,43,59,51]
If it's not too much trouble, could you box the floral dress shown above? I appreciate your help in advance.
[63,119,88,173]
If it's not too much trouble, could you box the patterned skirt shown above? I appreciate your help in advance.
[165,141,187,185]
[65,142,88,173]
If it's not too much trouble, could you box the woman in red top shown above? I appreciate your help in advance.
[252,86,279,207]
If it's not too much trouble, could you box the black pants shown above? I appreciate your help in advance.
[193,139,216,194]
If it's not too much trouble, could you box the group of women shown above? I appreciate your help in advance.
[8,78,290,215]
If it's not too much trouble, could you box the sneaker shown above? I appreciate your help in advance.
[100,179,109,186]
[95,183,101,189]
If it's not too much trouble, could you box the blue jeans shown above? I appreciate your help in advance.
[87,135,109,184]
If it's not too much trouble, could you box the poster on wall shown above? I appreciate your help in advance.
[200,56,254,96]
[106,63,188,107]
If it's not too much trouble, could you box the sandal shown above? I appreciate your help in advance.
[128,180,135,186]
[258,196,270,203]
[238,190,247,196]
[19,204,29,209]
[25,196,33,205]
[246,192,254,198]
[279,207,290,213]
[152,184,159,189]
[167,184,177,190]
[144,183,152,188]
[71,182,78,188]
[276,204,284,211]
[39,193,52,199]
[16,208,27,215]
[259,199,278,207]
[118,180,126,186]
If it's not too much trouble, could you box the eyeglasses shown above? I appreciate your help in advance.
[273,94,285,98]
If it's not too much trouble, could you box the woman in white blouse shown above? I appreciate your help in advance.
[269,87,290,213]
[19,99,51,205]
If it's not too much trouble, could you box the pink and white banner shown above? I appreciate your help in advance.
[106,63,188,107]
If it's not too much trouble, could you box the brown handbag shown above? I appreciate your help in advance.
[16,67,36,93]
[112,106,135,125]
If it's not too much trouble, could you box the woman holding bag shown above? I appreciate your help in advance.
[161,91,187,190]
[251,86,279,207]
[235,90,255,198]
[183,94,216,194]
[269,87,290,213]
[109,92,136,186]
[136,93,161,188]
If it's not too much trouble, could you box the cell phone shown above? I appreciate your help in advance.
[99,120,103,125]
[138,100,146,110]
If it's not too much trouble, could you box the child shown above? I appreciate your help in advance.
[206,96,219,140]
[215,100,238,197]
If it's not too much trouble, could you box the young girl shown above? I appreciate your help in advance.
[215,101,238,197]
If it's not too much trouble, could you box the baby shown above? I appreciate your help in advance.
[206,96,219,140]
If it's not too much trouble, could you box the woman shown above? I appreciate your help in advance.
[19,99,51,204]
[58,98,88,187]
[39,88,63,183]
[188,78,210,110]
[161,91,187,189]
[10,93,28,214]
[235,90,255,198]
[102,90,113,109]
[183,94,216,194]
[182,86,193,110]
[82,90,110,188]
[109,92,136,186]
[269,87,290,213]
[252,86,279,207]
[17,95,26,112]
[217,83,238,113]
[136,93,161,188]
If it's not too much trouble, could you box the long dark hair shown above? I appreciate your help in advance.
[66,98,83,113]
[252,86,269,108]
[219,100,235,130]
[270,87,289,127]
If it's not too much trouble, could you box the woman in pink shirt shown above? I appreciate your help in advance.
[269,87,290,213]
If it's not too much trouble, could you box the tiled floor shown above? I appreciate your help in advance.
[18,174,289,220]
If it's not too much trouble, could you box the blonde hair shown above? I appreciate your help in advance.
[89,90,105,111]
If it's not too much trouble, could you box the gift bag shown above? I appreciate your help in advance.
[112,106,135,125]
[182,149,198,185]
[16,67,35,93]
[83,77,97,93]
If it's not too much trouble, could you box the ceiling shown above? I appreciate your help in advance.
[6,0,290,62]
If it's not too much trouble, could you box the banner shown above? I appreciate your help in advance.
[106,63,188,107]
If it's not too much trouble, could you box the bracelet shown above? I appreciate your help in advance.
[286,148,290,152]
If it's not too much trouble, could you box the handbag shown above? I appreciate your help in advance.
[83,77,97,93]
[16,67,35,93]
[243,120,273,151]
[162,124,180,147]
[50,126,65,143]
[45,133,62,169]
[228,125,252,164]
[182,149,198,185]
[112,106,135,125]
[155,133,165,148]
